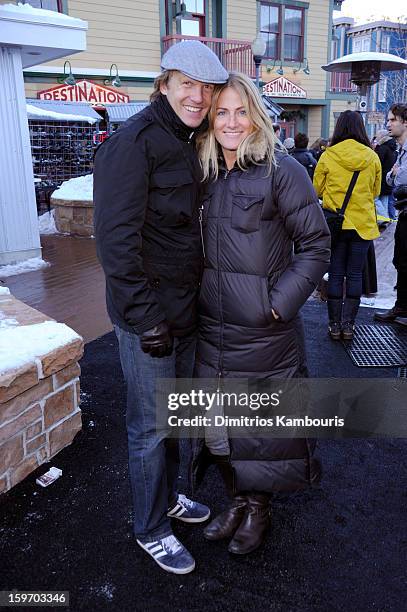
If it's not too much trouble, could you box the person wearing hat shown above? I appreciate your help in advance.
[93,41,228,574]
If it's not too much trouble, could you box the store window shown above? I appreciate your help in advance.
[180,1,206,37]
[22,0,63,11]
[260,3,304,62]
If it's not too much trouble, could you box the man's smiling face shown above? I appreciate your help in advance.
[160,71,215,128]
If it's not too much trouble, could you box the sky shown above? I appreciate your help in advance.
[333,0,406,24]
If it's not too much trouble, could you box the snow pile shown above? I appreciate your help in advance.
[38,209,58,235]
[27,104,97,125]
[0,287,11,296]
[0,257,50,278]
[52,174,93,202]
[0,321,81,374]
[0,312,18,330]
[0,3,87,26]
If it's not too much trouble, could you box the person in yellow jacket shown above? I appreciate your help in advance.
[313,110,381,340]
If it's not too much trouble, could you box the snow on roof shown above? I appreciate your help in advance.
[26,103,97,124]
[0,287,11,295]
[0,320,81,374]
[0,3,87,28]
[52,174,93,202]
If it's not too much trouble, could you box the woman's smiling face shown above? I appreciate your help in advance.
[213,86,253,156]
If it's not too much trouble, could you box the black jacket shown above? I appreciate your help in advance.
[291,148,317,179]
[93,97,204,336]
[375,138,397,195]
[194,153,331,493]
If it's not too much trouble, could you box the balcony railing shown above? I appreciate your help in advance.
[162,34,255,79]
[330,72,357,93]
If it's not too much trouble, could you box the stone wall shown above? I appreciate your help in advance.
[0,292,83,494]
[51,197,94,237]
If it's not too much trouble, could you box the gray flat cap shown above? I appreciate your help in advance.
[161,40,228,84]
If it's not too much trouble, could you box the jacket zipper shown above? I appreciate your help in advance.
[217,167,230,384]
[198,205,206,260]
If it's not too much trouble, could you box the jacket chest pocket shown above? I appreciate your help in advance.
[231,195,264,233]
[150,169,194,226]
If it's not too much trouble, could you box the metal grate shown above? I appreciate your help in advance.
[343,324,407,367]
[398,367,407,378]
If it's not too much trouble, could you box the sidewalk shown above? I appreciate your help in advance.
[0,301,405,612]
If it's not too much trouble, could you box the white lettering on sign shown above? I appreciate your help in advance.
[263,76,307,98]
[38,80,130,104]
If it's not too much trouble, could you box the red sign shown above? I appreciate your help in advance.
[263,77,306,98]
[38,80,130,104]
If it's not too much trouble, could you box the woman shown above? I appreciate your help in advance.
[313,111,381,340]
[192,73,330,555]
[310,137,328,162]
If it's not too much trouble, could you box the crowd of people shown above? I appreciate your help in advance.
[93,40,407,575]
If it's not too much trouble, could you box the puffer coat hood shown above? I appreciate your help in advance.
[194,152,331,493]
[313,139,382,240]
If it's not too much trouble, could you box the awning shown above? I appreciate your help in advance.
[261,96,284,118]
[105,102,149,123]
[26,99,102,123]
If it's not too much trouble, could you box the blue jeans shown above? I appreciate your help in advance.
[114,326,196,542]
[328,230,371,299]
[388,192,397,220]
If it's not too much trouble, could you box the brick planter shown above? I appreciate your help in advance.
[51,197,94,237]
[0,292,84,494]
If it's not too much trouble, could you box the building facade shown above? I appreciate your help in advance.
[332,17,407,136]
[1,0,354,142]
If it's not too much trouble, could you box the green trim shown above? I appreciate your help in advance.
[159,0,167,45]
[321,100,331,138]
[222,0,227,38]
[204,0,210,36]
[261,0,309,7]
[271,98,327,105]
[326,91,357,101]
[61,0,68,14]
[325,0,334,97]
[24,73,156,84]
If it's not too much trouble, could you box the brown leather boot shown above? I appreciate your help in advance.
[203,494,247,540]
[228,493,270,555]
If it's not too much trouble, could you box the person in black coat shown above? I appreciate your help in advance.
[375,129,398,220]
[291,132,317,179]
[194,73,330,555]
[93,41,228,575]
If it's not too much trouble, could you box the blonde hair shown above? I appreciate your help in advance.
[197,72,279,180]
[150,70,175,102]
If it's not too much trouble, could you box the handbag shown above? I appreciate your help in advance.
[323,170,360,247]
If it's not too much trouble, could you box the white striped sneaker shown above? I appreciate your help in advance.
[167,494,210,523]
[136,534,195,574]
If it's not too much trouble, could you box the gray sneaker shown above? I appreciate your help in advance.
[136,534,195,574]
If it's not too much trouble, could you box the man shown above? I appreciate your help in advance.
[374,103,407,324]
[93,41,228,574]
[290,132,317,180]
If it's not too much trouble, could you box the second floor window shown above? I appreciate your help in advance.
[181,0,206,37]
[352,36,370,53]
[260,3,305,62]
[23,0,63,10]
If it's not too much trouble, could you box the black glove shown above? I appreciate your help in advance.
[140,321,174,358]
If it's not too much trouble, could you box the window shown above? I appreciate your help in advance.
[260,3,280,60]
[381,34,390,53]
[22,0,63,10]
[378,77,387,103]
[260,3,304,62]
[180,0,206,37]
[352,36,370,53]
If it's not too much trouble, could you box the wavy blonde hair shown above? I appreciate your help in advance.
[197,72,279,180]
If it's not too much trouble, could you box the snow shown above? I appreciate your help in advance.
[27,104,97,124]
[0,287,11,295]
[38,209,58,235]
[0,320,81,374]
[0,257,50,278]
[0,3,87,27]
[0,312,19,330]
[52,174,93,202]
